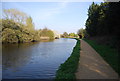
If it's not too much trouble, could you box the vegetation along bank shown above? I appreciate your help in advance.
[1,9,54,43]
[55,38,80,81]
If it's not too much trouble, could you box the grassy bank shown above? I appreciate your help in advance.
[84,39,119,75]
[55,39,80,81]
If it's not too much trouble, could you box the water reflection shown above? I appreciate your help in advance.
[2,42,39,69]
[2,38,76,79]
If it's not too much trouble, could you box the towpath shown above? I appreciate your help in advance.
[75,40,118,79]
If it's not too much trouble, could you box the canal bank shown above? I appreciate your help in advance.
[55,38,80,80]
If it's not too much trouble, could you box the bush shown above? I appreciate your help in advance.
[40,28,54,39]
[1,19,41,43]
[2,28,18,43]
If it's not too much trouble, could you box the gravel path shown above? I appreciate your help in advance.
[75,40,118,79]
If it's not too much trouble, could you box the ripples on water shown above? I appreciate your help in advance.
[2,38,76,79]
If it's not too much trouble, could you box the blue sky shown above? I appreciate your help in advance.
[2,2,102,34]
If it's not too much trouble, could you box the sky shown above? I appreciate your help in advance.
[2,1,103,34]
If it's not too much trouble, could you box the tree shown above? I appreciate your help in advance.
[69,33,75,37]
[26,16,34,30]
[69,33,78,38]
[39,28,54,39]
[85,2,100,36]
[1,9,41,43]
[77,28,86,38]
[85,2,120,48]
[3,9,27,25]
[85,2,120,37]
[2,19,21,31]
[62,32,69,38]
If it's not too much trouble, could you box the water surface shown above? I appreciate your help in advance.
[2,38,76,79]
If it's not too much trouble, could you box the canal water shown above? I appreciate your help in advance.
[2,38,76,79]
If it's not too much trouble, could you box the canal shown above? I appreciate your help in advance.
[2,38,76,79]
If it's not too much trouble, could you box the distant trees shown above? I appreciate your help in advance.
[1,9,54,43]
[69,33,75,37]
[69,33,78,38]
[61,32,69,38]
[61,32,78,38]
[77,28,87,38]
[39,28,54,40]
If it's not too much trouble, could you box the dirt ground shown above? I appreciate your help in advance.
[75,40,119,79]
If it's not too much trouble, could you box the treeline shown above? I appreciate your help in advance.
[84,2,120,75]
[1,9,54,43]
[85,2,120,48]
[61,32,78,38]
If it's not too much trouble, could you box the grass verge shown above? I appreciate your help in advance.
[55,39,80,81]
[84,39,119,75]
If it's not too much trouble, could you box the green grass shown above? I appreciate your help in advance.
[55,39,80,81]
[84,39,119,75]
